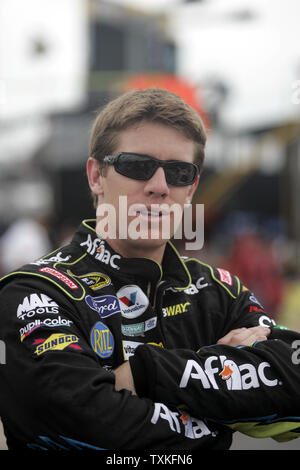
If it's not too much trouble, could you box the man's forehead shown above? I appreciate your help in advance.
[115,121,196,162]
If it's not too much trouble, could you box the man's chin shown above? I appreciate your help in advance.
[126,233,170,246]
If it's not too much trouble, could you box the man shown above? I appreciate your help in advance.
[0,89,299,451]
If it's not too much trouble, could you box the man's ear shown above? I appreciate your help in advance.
[86,157,105,197]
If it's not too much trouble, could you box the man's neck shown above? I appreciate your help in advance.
[95,220,166,265]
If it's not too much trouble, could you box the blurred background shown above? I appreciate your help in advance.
[0,0,300,450]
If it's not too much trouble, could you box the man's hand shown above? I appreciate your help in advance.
[112,327,270,394]
[217,326,271,347]
[113,361,136,395]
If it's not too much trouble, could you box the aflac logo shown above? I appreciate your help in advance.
[80,234,120,269]
[117,285,149,319]
[180,355,279,391]
[85,295,121,319]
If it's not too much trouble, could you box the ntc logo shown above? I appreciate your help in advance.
[180,356,279,391]
[119,291,137,307]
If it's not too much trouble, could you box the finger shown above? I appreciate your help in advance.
[217,328,247,344]
[247,334,268,346]
[231,333,268,347]
[248,326,271,335]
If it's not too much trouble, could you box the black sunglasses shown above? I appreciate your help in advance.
[103,152,200,187]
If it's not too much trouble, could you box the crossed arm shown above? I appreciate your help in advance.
[113,325,271,394]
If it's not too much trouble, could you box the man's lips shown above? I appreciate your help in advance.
[137,210,171,221]
[130,204,171,219]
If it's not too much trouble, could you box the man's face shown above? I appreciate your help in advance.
[88,121,199,260]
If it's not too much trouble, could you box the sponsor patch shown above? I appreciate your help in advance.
[122,339,163,360]
[145,317,157,331]
[39,267,79,290]
[20,316,73,341]
[151,403,211,440]
[117,285,149,319]
[219,364,233,380]
[162,302,190,318]
[166,277,209,295]
[184,277,209,295]
[85,295,121,319]
[33,334,81,356]
[80,234,121,269]
[90,321,114,359]
[180,355,279,391]
[68,271,111,290]
[259,315,277,327]
[249,294,264,309]
[122,340,143,360]
[217,268,233,286]
[249,306,264,313]
[17,293,59,321]
[31,251,71,266]
[121,316,157,337]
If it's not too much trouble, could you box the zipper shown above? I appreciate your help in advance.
[152,280,165,309]
[151,279,171,347]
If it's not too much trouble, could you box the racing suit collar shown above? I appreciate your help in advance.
[73,219,191,290]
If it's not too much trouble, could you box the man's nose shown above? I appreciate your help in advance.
[143,167,170,198]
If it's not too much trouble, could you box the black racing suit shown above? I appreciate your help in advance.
[0,219,299,450]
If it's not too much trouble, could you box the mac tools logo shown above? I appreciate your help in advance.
[17,293,59,321]
[117,285,149,319]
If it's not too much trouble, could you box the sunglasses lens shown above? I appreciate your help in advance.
[115,153,198,186]
[117,154,156,180]
[165,162,198,186]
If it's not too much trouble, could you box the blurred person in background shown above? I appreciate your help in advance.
[0,181,53,275]
[220,232,284,320]
[0,89,299,451]
[0,217,52,276]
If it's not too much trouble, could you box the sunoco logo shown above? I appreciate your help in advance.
[17,293,59,320]
[33,334,81,356]
[180,356,279,391]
